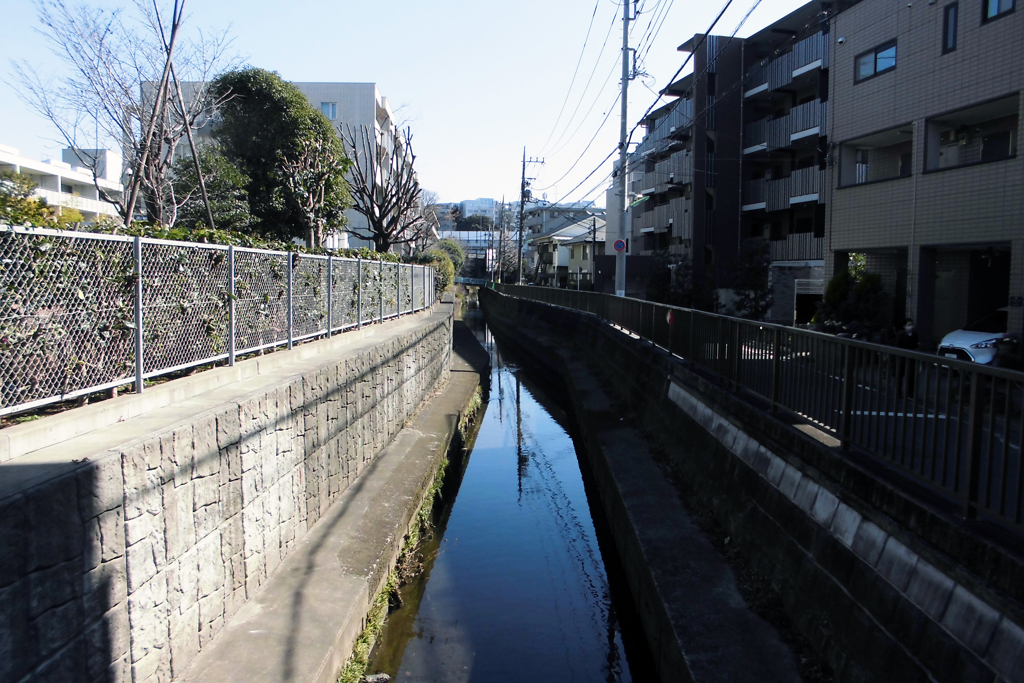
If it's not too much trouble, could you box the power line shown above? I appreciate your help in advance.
[538,0,603,153]
[535,90,621,192]
[542,7,621,156]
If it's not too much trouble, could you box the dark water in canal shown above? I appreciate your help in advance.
[366,323,654,682]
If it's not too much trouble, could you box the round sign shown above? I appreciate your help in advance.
[613,239,626,252]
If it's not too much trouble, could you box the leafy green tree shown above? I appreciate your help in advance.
[814,263,887,330]
[0,170,83,227]
[731,240,773,320]
[456,214,493,231]
[436,238,466,274]
[171,145,252,232]
[211,68,351,246]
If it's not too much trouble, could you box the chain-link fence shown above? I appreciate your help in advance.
[0,226,437,416]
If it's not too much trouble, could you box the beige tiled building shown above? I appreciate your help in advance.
[824,0,1023,346]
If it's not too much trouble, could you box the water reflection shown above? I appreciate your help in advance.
[367,325,651,682]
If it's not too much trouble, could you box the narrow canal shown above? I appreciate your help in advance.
[366,323,655,682]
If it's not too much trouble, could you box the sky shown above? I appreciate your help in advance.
[0,0,807,208]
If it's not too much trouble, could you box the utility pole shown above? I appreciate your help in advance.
[517,148,544,285]
[614,0,635,297]
[591,216,597,289]
[496,196,505,282]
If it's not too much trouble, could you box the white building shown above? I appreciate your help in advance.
[458,198,495,223]
[0,143,122,222]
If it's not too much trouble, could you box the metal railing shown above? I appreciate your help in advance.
[491,284,1024,530]
[769,232,824,261]
[0,225,437,416]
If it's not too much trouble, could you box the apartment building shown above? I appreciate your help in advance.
[0,143,123,222]
[522,202,604,279]
[459,198,496,223]
[628,33,744,301]
[824,0,1023,347]
[565,222,607,288]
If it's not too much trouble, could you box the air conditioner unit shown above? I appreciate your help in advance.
[939,129,957,145]
[957,131,970,146]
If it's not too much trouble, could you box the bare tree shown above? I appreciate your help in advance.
[11,0,235,226]
[339,124,431,253]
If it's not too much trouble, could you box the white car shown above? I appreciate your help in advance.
[938,308,1013,365]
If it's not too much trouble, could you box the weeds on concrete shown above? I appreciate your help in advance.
[336,446,453,683]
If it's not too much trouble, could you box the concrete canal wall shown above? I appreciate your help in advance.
[0,307,454,683]
[481,288,1024,683]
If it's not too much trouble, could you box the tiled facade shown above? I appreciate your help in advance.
[825,0,1023,345]
[625,0,1021,337]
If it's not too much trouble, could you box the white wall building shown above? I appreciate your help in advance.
[458,198,495,223]
[0,143,123,222]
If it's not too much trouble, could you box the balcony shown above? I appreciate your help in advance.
[654,202,672,229]
[790,167,823,201]
[789,100,826,137]
[769,232,824,261]
[791,32,829,74]
[744,118,767,152]
[670,197,691,238]
[704,153,716,188]
[667,151,692,185]
[34,188,120,219]
[766,177,790,212]
[743,179,766,209]
[767,117,790,151]
[744,32,829,98]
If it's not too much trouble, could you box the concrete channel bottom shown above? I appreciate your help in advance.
[179,320,488,683]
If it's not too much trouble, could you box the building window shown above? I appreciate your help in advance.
[983,0,1014,21]
[320,102,337,119]
[943,3,958,53]
[924,94,1019,171]
[854,41,896,82]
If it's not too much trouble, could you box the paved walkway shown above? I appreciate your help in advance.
[179,317,488,683]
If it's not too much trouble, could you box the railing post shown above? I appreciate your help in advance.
[287,252,294,350]
[379,259,384,324]
[326,255,333,338]
[770,327,781,411]
[963,372,984,520]
[133,236,144,394]
[410,263,415,313]
[839,343,856,450]
[357,257,363,329]
[731,320,742,389]
[228,246,236,366]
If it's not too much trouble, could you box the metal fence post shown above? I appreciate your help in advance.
[963,372,985,520]
[287,252,294,350]
[228,246,236,366]
[379,259,384,324]
[839,344,856,450]
[134,236,144,394]
[770,327,781,411]
[410,263,415,313]
[357,257,363,329]
[326,256,333,338]
[396,262,401,316]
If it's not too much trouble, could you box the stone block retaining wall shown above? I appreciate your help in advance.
[0,313,451,683]
[481,289,1024,683]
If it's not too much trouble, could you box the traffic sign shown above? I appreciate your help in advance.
[613,239,626,252]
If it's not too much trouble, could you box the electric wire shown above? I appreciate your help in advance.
[542,7,620,156]
[538,0,603,153]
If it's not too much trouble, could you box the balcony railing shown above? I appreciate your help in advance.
[767,177,790,212]
[670,197,690,238]
[704,152,716,187]
[705,95,716,130]
[744,32,828,97]
[667,151,692,184]
[791,32,827,71]
[768,52,793,91]
[769,232,823,261]
[767,116,790,151]
[744,117,767,149]
[665,100,694,133]
[639,209,655,230]
[743,178,766,205]
[790,167,823,198]
[789,100,823,134]
[654,202,672,228]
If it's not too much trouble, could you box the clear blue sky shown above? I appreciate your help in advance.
[1,0,806,207]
